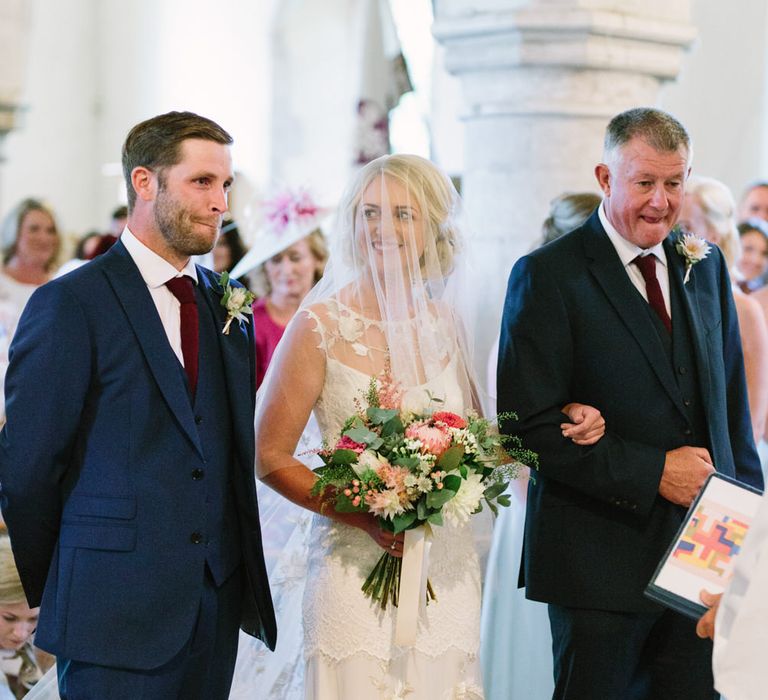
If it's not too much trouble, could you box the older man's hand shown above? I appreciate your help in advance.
[659,446,714,507]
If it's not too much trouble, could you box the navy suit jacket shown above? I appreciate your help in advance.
[497,211,763,612]
[0,241,276,668]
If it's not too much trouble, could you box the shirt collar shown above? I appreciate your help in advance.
[121,227,199,288]
[598,201,667,268]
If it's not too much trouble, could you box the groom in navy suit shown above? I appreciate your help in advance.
[0,111,275,698]
[498,108,763,699]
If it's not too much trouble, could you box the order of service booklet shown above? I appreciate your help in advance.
[645,472,763,620]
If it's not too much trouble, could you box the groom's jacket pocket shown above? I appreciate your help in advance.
[65,493,136,519]
[60,494,137,551]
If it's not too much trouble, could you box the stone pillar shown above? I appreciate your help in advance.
[0,0,30,209]
[432,0,695,382]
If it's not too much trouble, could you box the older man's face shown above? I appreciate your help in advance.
[596,136,690,249]
[739,186,768,222]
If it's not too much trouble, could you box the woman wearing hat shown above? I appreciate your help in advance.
[0,537,48,699]
[229,190,329,388]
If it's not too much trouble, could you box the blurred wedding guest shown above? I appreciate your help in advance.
[680,177,768,449]
[229,189,329,389]
[0,199,60,424]
[72,231,102,261]
[482,190,601,700]
[0,537,48,699]
[54,234,118,279]
[737,219,768,293]
[739,181,768,223]
[212,220,248,281]
[541,192,602,245]
[109,205,128,236]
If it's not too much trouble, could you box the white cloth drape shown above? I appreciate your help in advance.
[713,492,768,699]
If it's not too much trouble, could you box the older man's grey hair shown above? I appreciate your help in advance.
[603,108,692,167]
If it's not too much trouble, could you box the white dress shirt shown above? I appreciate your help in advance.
[120,228,198,367]
[598,202,672,320]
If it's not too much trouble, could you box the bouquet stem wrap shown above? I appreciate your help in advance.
[395,524,433,646]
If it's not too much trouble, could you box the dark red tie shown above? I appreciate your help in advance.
[165,276,199,397]
[633,254,671,334]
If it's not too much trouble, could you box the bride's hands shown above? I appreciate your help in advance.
[346,512,404,557]
[560,403,605,445]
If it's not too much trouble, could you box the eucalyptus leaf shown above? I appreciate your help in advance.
[416,499,428,521]
[381,415,404,438]
[483,481,507,500]
[443,474,462,492]
[437,445,464,471]
[393,511,417,534]
[496,494,512,507]
[367,407,399,425]
[426,488,456,509]
[344,426,379,445]
[331,449,359,466]
[427,511,444,526]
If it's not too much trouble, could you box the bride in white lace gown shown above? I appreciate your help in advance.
[250,155,486,699]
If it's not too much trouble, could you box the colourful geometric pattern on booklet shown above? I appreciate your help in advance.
[670,498,750,585]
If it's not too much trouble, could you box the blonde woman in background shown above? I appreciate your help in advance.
[0,199,60,425]
[540,192,602,246]
[0,537,50,699]
[679,177,768,456]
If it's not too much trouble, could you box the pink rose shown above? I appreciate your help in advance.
[432,412,467,429]
[405,422,452,457]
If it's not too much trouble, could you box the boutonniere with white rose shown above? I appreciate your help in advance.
[675,231,711,284]
[219,271,256,335]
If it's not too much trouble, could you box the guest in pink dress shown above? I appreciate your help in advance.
[228,189,329,387]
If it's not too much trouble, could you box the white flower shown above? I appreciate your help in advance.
[219,272,255,335]
[366,489,405,520]
[442,472,486,527]
[226,287,247,311]
[353,449,387,477]
[400,389,430,416]
[676,232,711,284]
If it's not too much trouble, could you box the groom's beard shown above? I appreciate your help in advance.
[154,184,221,257]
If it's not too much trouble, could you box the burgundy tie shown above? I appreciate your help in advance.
[633,255,671,334]
[165,276,199,397]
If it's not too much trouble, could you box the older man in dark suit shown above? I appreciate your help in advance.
[0,111,275,699]
[498,107,763,700]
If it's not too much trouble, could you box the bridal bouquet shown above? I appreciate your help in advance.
[311,376,536,611]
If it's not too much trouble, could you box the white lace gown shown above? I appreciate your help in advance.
[300,306,484,699]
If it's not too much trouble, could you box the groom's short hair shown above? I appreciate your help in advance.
[122,111,233,211]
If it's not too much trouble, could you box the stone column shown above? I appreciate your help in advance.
[432,0,695,382]
[0,0,30,210]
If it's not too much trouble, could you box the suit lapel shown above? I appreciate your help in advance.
[664,235,713,408]
[582,216,687,416]
[196,267,255,468]
[100,242,204,458]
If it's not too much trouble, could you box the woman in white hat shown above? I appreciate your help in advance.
[229,190,329,388]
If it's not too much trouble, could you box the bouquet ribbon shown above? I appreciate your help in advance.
[394,524,433,646]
